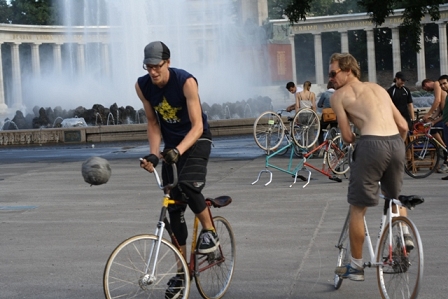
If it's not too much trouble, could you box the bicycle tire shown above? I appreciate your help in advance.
[103,234,190,299]
[405,137,440,179]
[327,135,351,175]
[334,209,351,289]
[292,108,320,149]
[195,216,235,299]
[376,216,423,299]
[253,111,285,152]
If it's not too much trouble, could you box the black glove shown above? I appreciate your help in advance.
[162,148,180,164]
[141,154,159,168]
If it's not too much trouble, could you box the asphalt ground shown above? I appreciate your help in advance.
[0,135,445,299]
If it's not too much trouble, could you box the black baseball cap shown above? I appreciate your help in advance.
[395,71,406,81]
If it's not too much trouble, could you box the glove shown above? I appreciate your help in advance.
[141,154,159,168]
[162,148,180,164]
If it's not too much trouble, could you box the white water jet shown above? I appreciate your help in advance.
[22,0,269,112]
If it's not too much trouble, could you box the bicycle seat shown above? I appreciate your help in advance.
[205,195,232,208]
[398,195,424,210]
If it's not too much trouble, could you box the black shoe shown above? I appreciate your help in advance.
[404,234,414,251]
[165,275,184,299]
[442,175,448,180]
[197,229,219,254]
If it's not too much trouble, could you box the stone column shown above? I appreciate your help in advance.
[77,43,85,75]
[391,27,401,75]
[438,22,448,75]
[365,29,377,82]
[416,27,426,84]
[10,42,23,109]
[31,43,42,79]
[101,43,110,77]
[53,43,62,75]
[339,30,349,53]
[0,43,7,113]
[288,35,297,84]
[314,32,324,85]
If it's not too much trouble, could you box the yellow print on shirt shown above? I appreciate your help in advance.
[154,97,181,123]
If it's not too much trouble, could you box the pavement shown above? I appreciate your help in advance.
[0,135,446,299]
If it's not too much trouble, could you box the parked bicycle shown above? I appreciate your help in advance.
[253,108,320,155]
[103,164,236,299]
[334,193,424,298]
[252,127,352,187]
[405,120,448,178]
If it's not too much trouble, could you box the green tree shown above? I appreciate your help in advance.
[8,0,56,25]
[282,0,446,52]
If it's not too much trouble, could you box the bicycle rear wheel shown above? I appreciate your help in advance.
[405,137,440,179]
[334,209,351,289]
[327,135,352,175]
[103,234,190,299]
[253,111,285,153]
[195,216,235,299]
[376,216,423,299]
[292,108,320,149]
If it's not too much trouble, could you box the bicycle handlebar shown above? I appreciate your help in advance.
[140,158,178,191]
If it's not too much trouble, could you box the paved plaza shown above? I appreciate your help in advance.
[0,135,446,298]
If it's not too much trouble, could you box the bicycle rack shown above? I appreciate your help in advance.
[252,142,312,188]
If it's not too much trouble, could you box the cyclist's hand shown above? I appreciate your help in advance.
[140,154,159,172]
[162,148,180,164]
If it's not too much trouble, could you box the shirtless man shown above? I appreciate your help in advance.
[422,79,445,122]
[329,53,409,281]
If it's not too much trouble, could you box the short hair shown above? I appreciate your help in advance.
[303,81,312,90]
[421,78,432,89]
[286,82,295,90]
[438,75,448,81]
[327,81,334,89]
[329,53,361,80]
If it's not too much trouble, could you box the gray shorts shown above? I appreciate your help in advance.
[348,134,405,207]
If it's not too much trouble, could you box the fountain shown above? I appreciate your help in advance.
[1,120,19,131]
[95,113,103,126]
[223,105,231,120]
[52,117,64,128]
[243,103,253,118]
[106,113,115,126]
[16,1,269,114]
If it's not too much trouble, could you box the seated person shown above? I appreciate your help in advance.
[317,81,338,144]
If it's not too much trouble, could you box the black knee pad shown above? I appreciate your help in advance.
[168,208,188,246]
[178,181,207,214]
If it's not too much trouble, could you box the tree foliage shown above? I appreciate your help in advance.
[281,0,447,52]
[3,0,57,25]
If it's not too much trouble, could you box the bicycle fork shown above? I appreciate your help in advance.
[141,196,173,287]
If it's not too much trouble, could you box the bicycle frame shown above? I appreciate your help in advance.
[363,197,407,268]
[252,128,344,187]
[146,166,227,281]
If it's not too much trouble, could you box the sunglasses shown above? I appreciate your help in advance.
[329,68,342,78]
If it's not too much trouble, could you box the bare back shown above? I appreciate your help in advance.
[331,81,408,142]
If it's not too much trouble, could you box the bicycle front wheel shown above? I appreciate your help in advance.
[405,137,440,179]
[292,108,320,149]
[103,234,190,299]
[376,216,423,299]
[253,111,285,152]
[327,135,352,175]
[334,209,351,289]
[195,216,235,299]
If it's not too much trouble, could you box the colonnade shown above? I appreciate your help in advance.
[0,24,110,113]
[270,5,448,87]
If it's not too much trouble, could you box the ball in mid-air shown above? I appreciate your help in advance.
[82,156,112,186]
